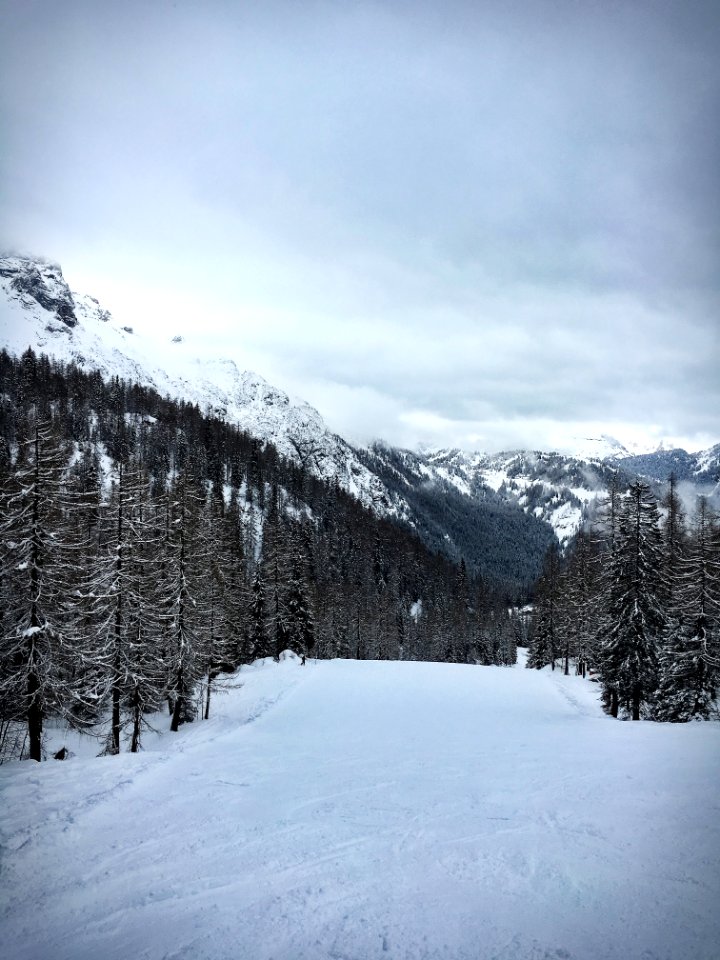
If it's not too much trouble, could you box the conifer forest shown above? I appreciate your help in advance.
[525,476,719,721]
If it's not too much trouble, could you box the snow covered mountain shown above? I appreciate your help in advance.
[362,444,620,547]
[613,444,720,487]
[566,434,636,460]
[404,441,719,546]
[2,255,716,564]
[418,447,616,544]
[0,255,405,518]
[564,434,688,462]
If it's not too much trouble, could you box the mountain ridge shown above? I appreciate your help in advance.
[0,254,407,521]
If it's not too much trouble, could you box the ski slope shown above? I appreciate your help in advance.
[1,654,718,960]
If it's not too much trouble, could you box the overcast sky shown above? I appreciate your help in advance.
[1,0,718,453]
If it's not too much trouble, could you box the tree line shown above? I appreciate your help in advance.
[526,475,719,720]
[0,348,520,761]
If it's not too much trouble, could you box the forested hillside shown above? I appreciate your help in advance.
[358,443,556,592]
[0,348,522,762]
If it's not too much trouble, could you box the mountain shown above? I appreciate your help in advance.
[564,434,687,462]
[0,255,405,520]
[364,442,640,551]
[614,445,720,488]
[0,254,564,587]
[408,447,619,545]
[2,254,716,588]
[358,443,558,590]
[566,434,635,460]
[402,442,719,548]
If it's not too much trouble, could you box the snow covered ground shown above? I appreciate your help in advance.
[1,653,718,960]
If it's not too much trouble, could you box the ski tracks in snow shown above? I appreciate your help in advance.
[1,657,719,960]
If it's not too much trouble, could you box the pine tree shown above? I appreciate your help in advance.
[159,478,206,732]
[527,544,561,670]
[560,531,598,677]
[0,421,90,760]
[450,558,471,663]
[591,474,625,714]
[261,488,290,661]
[249,570,268,662]
[654,498,718,720]
[659,474,687,621]
[196,494,237,720]
[90,459,164,752]
[286,545,315,658]
[598,481,665,720]
[222,487,252,666]
[119,489,167,754]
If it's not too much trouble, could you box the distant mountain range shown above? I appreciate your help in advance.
[2,254,718,587]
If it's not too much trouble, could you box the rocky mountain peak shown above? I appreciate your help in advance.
[238,369,291,407]
[0,255,78,328]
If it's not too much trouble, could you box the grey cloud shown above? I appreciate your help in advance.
[0,0,718,453]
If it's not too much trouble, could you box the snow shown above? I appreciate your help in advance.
[694,443,720,477]
[480,467,508,492]
[411,444,630,545]
[568,486,599,504]
[418,452,595,544]
[1,655,718,960]
[433,465,473,497]
[569,435,632,461]
[546,501,584,545]
[568,435,674,462]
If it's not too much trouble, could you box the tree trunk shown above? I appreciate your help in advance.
[111,682,121,754]
[170,666,184,732]
[170,696,183,732]
[130,686,141,753]
[27,668,42,762]
[111,479,124,754]
[610,688,619,718]
[204,669,216,721]
[28,442,43,762]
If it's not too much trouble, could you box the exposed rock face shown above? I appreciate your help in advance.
[0,256,78,328]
